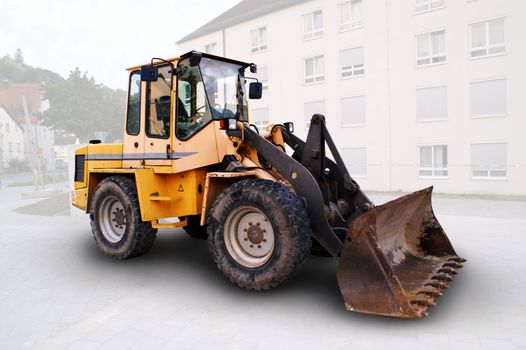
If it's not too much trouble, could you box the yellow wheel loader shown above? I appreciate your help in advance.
[72,51,465,319]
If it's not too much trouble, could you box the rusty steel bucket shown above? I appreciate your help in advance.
[336,187,465,318]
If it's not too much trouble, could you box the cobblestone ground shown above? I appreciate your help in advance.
[0,185,525,349]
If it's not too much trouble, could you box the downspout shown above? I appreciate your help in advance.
[222,28,226,56]
[384,0,393,191]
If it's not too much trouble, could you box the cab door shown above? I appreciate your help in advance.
[144,64,173,167]
[122,70,145,169]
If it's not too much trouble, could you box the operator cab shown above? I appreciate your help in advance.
[122,51,261,169]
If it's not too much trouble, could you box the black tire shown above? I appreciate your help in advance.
[90,176,156,259]
[183,215,208,240]
[207,179,311,291]
[310,239,332,257]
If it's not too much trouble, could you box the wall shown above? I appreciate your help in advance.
[178,0,526,196]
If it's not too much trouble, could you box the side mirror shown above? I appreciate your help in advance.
[249,82,263,99]
[141,65,158,82]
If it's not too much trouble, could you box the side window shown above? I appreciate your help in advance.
[146,65,172,138]
[176,60,212,140]
[126,71,141,135]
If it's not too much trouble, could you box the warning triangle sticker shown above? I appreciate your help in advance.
[178,185,184,192]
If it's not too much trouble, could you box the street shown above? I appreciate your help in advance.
[0,184,525,349]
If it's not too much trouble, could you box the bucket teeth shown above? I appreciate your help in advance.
[432,273,453,282]
[443,262,464,269]
[410,297,437,308]
[438,267,458,275]
[448,257,467,263]
[417,288,443,298]
[425,281,449,289]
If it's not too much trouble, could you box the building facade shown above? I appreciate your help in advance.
[0,106,25,170]
[0,84,55,172]
[177,0,526,196]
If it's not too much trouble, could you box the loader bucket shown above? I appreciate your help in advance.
[336,187,465,318]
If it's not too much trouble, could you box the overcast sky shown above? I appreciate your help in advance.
[0,0,241,90]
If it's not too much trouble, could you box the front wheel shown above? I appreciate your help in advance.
[90,176,156,259]
[207,179,311,291]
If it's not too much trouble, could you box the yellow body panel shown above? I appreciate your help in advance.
[134,168,206,221]
[200,170,270,226]
[72,54,286,226]
[71,188,89,210]
[86,143,124,169]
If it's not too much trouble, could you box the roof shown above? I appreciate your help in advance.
[177,0,311,44]
[0,104,24,130]
[0,83,42,124]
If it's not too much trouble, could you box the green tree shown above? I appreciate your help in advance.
[0,54,62,86]
[42,68,125,142]
[14,48,24,64]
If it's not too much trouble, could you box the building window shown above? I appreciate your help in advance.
[340,47,365,78]
[341,95,366,126]
[338,0,363,31]
[342,147,367,177]
[5,123,10,133]
[145,64,172,138]
[304,100,325,128]
[470,78,506,118]
[418,145,448,177]
[126,71,141,136]
[251,108,269,129]
[259,66,269,91]
[251,27,267,53]
[471,142,507,179]
[416,30,445,66]
[303,10,323,40]
[8,142,12,153]
[204,42,217,54]
[17,143,21,153]
[470,18,505,58]
[304,55,324,84]
[416,85,447,121]
[415,0,444,13]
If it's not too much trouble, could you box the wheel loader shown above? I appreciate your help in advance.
[72,51,465,319]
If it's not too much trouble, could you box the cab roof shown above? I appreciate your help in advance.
[126,51,254,72]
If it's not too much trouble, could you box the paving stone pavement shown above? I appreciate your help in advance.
[1,186,525,349]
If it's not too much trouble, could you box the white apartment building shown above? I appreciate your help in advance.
[0,106,25,170]
[177,0,526,196]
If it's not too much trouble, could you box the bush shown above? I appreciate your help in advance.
[6,158,31,174]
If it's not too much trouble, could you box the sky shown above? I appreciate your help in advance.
[0,0,241,90]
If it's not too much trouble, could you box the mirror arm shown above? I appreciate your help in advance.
[244,76,260,83]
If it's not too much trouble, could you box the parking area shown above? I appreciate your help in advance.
[0,185,525,349]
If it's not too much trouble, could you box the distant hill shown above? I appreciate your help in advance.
[0,54,63,87]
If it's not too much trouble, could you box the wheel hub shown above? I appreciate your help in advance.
[224,206,275,268]
[246,223,265,245]
[98,196,127,243]
[114,209,125,226]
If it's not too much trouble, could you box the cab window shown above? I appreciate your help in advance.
[146,65,172,138]
[126,71,141,135]
[176,59,212,140]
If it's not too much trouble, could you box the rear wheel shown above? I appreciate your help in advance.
[183,215,208,240]
[90,176,156,259]
[207,179,311,291]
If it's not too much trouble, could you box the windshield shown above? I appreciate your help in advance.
[199,57,248,121]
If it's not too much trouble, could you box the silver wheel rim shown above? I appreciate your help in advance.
[224,205,275,268]
[98,195,127,243]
